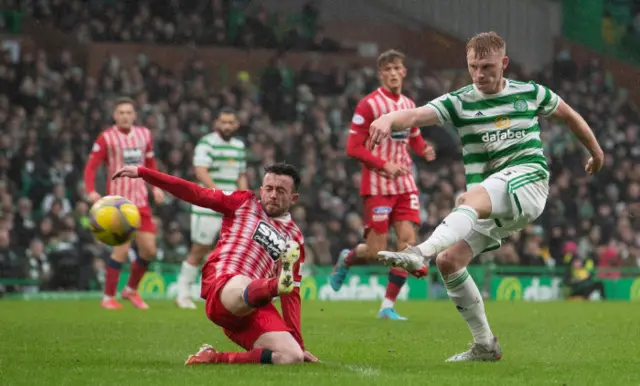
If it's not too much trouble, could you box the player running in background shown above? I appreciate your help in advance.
[176,107,248,309]
[372,32,603,361]
[329,50,435,320]
[112,163,319,365]
[84,97,165,310]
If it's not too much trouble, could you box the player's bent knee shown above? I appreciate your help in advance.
[456,187,492,218]
[436,241,474,274]
[435,250,456,273]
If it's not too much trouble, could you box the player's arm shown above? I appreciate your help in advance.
[83,135,107,201]
[193,140,217,189]
[280,243,305,350]
[114,166,247,216]
[539,86,604,174]
[236,146,249,190]
[143,135,158,171]
[143,131,165,202]
[194,166,217,188]
[368,95,450,148]
[385,104,443,132]
[345,101,387,170]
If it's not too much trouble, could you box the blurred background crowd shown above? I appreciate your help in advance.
[1,0,640,293]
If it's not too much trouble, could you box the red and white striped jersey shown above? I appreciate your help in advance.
[347,87,422,196]
[135,168,306,349]
[200,191,305,286]
[84,126,155,207]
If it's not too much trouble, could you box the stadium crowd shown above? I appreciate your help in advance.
[4,0,341,52]
[1,4,640,293]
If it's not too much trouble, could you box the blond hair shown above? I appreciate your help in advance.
[466,32,506,58]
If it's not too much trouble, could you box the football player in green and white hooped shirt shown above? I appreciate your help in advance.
[370,32,604,362]
[176,107,248,309]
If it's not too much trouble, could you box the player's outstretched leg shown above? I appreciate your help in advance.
[187,242,304,366]
[185,331,304,365]
[438,241,501,362]
[378,187,492,275]
[185,344,280,365]
[244,240,300,305]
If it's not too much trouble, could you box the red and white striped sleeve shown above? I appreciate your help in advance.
[84,132,108,194]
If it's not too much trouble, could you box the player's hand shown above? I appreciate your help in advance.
[585,153,604,175]
[368,116,392,150]
[423,142,436,162]
[112,166,140,180]
[87,191,101,204]
[303,350,321,363]
[383,161,409,177]
[152,187,165,204]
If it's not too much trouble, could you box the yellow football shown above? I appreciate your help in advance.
[89,195,141,246]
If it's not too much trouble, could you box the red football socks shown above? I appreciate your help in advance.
[126,258,150,290]
[215,349,273,364]
[243,278,279,307]
[385,267,408,302]
[104,259,122,297]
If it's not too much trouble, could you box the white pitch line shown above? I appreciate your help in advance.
[322,361,381,377]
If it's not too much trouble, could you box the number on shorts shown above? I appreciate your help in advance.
[410,194,420,210]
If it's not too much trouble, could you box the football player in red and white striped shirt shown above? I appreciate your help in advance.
[83,97,165,310]
[330,50,435,320]
[112,162,319,365]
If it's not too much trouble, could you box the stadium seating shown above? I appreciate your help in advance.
[1,0,639,293]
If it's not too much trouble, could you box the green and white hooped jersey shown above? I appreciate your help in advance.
[192,132,246,216]
[427,79,560,189]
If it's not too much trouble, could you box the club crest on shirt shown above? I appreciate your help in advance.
[252,221,287,260]
[352,114,365,125]
[122,147,143,165]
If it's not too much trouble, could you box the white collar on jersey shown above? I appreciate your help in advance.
[472,78,510,98]
[113,125,136,137]
[271,212,292,222]
[376,87,402,104]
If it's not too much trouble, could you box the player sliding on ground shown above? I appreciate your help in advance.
[371,32,604,362]
[113,163,319,365]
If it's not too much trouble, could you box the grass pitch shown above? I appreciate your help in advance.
[0,300,637,386]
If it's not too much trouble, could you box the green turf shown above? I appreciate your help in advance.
[0,300,637,386]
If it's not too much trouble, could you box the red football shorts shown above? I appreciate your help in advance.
[137,206,156,234]
[203,273,291,350]
[363,192,421,236]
